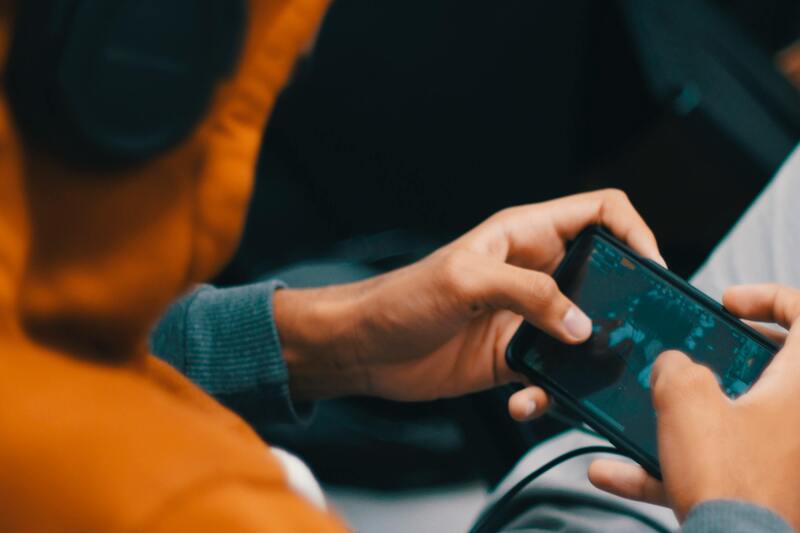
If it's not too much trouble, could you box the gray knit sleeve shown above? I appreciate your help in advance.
[680,501,793,533]
[150,280,313,427]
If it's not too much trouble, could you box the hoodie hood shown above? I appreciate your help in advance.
[2,0,328,358]
[0,4,352,532]
[0,1,26,339]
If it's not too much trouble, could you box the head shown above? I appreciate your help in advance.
[0,0,328,358]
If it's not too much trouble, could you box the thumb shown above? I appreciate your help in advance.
[477,258,592,344]
[650,350,721,417]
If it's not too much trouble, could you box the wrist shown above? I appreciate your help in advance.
[272,285,368,401]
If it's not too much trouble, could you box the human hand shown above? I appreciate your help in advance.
[777,40,800,90]
[588,284,800,529]
[273,190,664,416]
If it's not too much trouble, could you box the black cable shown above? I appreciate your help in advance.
[468,445,633,533]
[543,409,602,439]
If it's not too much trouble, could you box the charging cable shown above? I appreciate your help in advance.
[468,445,670,533]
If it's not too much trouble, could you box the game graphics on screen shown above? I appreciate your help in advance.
[527,237,775,457]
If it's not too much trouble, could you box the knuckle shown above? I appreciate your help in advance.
[602,188,630,206]
[437,249,475,296]
[777,285,800,324]
[683,365,717,391]
[492,206,515,220]
[654,349,685,367]
[529,273,558,303]
[487,206,522,226]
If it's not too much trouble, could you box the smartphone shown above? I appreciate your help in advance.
[506,225,779,477]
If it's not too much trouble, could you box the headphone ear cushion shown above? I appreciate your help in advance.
[7,0,246,168]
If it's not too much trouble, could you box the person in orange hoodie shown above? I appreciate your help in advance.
[4,1,799,532]
[0,1,350,530]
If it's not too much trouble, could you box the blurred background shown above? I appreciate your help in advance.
[215,0,800,530]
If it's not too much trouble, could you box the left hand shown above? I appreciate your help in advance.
[274,189,664,417]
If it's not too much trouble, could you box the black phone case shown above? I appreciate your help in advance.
[505,225,780,478]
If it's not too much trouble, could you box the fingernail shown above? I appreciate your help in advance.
[657,254,668,269]
[563,306,592,341]
[522,399,537,418]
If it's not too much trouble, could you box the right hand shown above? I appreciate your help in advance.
[275,190,663,406]
[588,284,800,529]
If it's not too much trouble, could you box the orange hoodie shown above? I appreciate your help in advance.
[0,1,346,531]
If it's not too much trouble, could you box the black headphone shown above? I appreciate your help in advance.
[6,0,246,168]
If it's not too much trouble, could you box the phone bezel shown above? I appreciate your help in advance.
[505,225,780,478]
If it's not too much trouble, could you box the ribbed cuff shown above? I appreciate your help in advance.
[682,500,793,533]
[151,280,314,426]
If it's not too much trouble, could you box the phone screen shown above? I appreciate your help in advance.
[520,232,776,462]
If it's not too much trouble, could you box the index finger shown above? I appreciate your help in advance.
[726,284,800,390]
[548,189,665,266]
[722,284,800,330]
